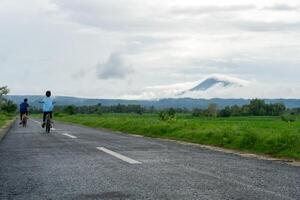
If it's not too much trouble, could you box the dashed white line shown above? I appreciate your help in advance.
[97,147,142,164]
[62,133,77,139]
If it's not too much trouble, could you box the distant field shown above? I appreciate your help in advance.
[53,113,300,159]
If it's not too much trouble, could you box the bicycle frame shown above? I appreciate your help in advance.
[21,114,28,127]
[45,114,51,133]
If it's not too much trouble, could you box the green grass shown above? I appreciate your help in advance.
[0,113,14,129]
[53,113,300,160]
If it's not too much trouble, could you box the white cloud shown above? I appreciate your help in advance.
[122,75,300,100]
[264,4,300,11]
[1,0,300,99]
[97,52,133,79]
[170,4,257,15]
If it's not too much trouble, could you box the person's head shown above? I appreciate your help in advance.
[46,91,51,97]
[24,98,28,102]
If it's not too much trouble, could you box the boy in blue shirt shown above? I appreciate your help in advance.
[19,98,29,124]
[40,91,55,128]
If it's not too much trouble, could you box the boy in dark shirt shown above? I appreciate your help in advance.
[19,98,29,124]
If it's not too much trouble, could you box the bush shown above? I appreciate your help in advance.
[0,100,17,113]
[281,113,296,123]
[63,105,76,115]
[218,107,231,117]
[192,108,204,117]
[159,108,176,121]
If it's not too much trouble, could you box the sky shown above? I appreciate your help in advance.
[1,0,300,99]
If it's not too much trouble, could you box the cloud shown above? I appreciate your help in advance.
[171,4,256,15]
[122,74,248,99]
[2,0,300,98]
[51,0,167,33]
[97,53,133,79]
[122,74,300,100]
[264,4,300,11]
[236,20,300,32]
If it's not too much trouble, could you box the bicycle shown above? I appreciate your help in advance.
[45,113,52,133]
[21,114,28,127]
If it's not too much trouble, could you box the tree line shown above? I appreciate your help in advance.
[192,99,287,117]
[36,99,298,118]
[1,85,299,119]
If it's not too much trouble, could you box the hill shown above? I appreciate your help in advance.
[6,95,300,109]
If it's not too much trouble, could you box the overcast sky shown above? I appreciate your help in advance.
[1,0,300,99]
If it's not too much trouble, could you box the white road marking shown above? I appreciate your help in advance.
[30,119,56,130]
[62,133,77,139]
[97,147,142,164]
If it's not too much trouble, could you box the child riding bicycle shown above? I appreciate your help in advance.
[19,98,29,125]
[39,91,55,128]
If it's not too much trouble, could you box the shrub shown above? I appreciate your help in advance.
[0,100,17,113]
[63,105,76,115]
[281,113,296,123]
[159,108,176,121]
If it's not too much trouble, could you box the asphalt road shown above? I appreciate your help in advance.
[0,119,299,200]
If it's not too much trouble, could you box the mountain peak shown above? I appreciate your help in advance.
[189,75,248,92]
[190,77,232,91]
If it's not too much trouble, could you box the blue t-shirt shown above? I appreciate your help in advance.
[41,97,54,112]
[20,102,29,112]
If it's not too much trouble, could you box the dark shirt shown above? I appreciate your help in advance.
[20,102,29,113]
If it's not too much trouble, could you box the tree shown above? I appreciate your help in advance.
[0,86,17,113]
[63,105,76,115]
[270,103,285,116]
[0,86,9,97]
[0,86,9,105]
[219,106,231,117]
[192,108,204,117]
[249,99,266,116]
[206,103,218,117]
[230,105,241,116]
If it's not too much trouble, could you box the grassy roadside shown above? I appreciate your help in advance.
[0,113,14,128]
[52,113,300,160]
[0,113,15,140]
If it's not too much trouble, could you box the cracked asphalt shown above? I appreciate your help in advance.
[0,119,299,200]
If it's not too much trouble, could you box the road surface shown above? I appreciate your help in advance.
[0,119,299,200]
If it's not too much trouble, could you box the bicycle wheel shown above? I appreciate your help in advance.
[45,119,51,133]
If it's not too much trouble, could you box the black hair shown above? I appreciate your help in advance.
[24,98,28,102]
[46,91,51,97]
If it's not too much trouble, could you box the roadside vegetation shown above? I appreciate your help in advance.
[29,98,300,160]
[0,114,14,128]
[53,113,300,160]
[46,100,300,159]
[0,86,17,128]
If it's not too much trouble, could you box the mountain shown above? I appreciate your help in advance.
[189,76,245,91]
[175,75,248,98]
[6,95,300,109]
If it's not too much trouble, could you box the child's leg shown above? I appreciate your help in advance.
[43,112,47,122]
